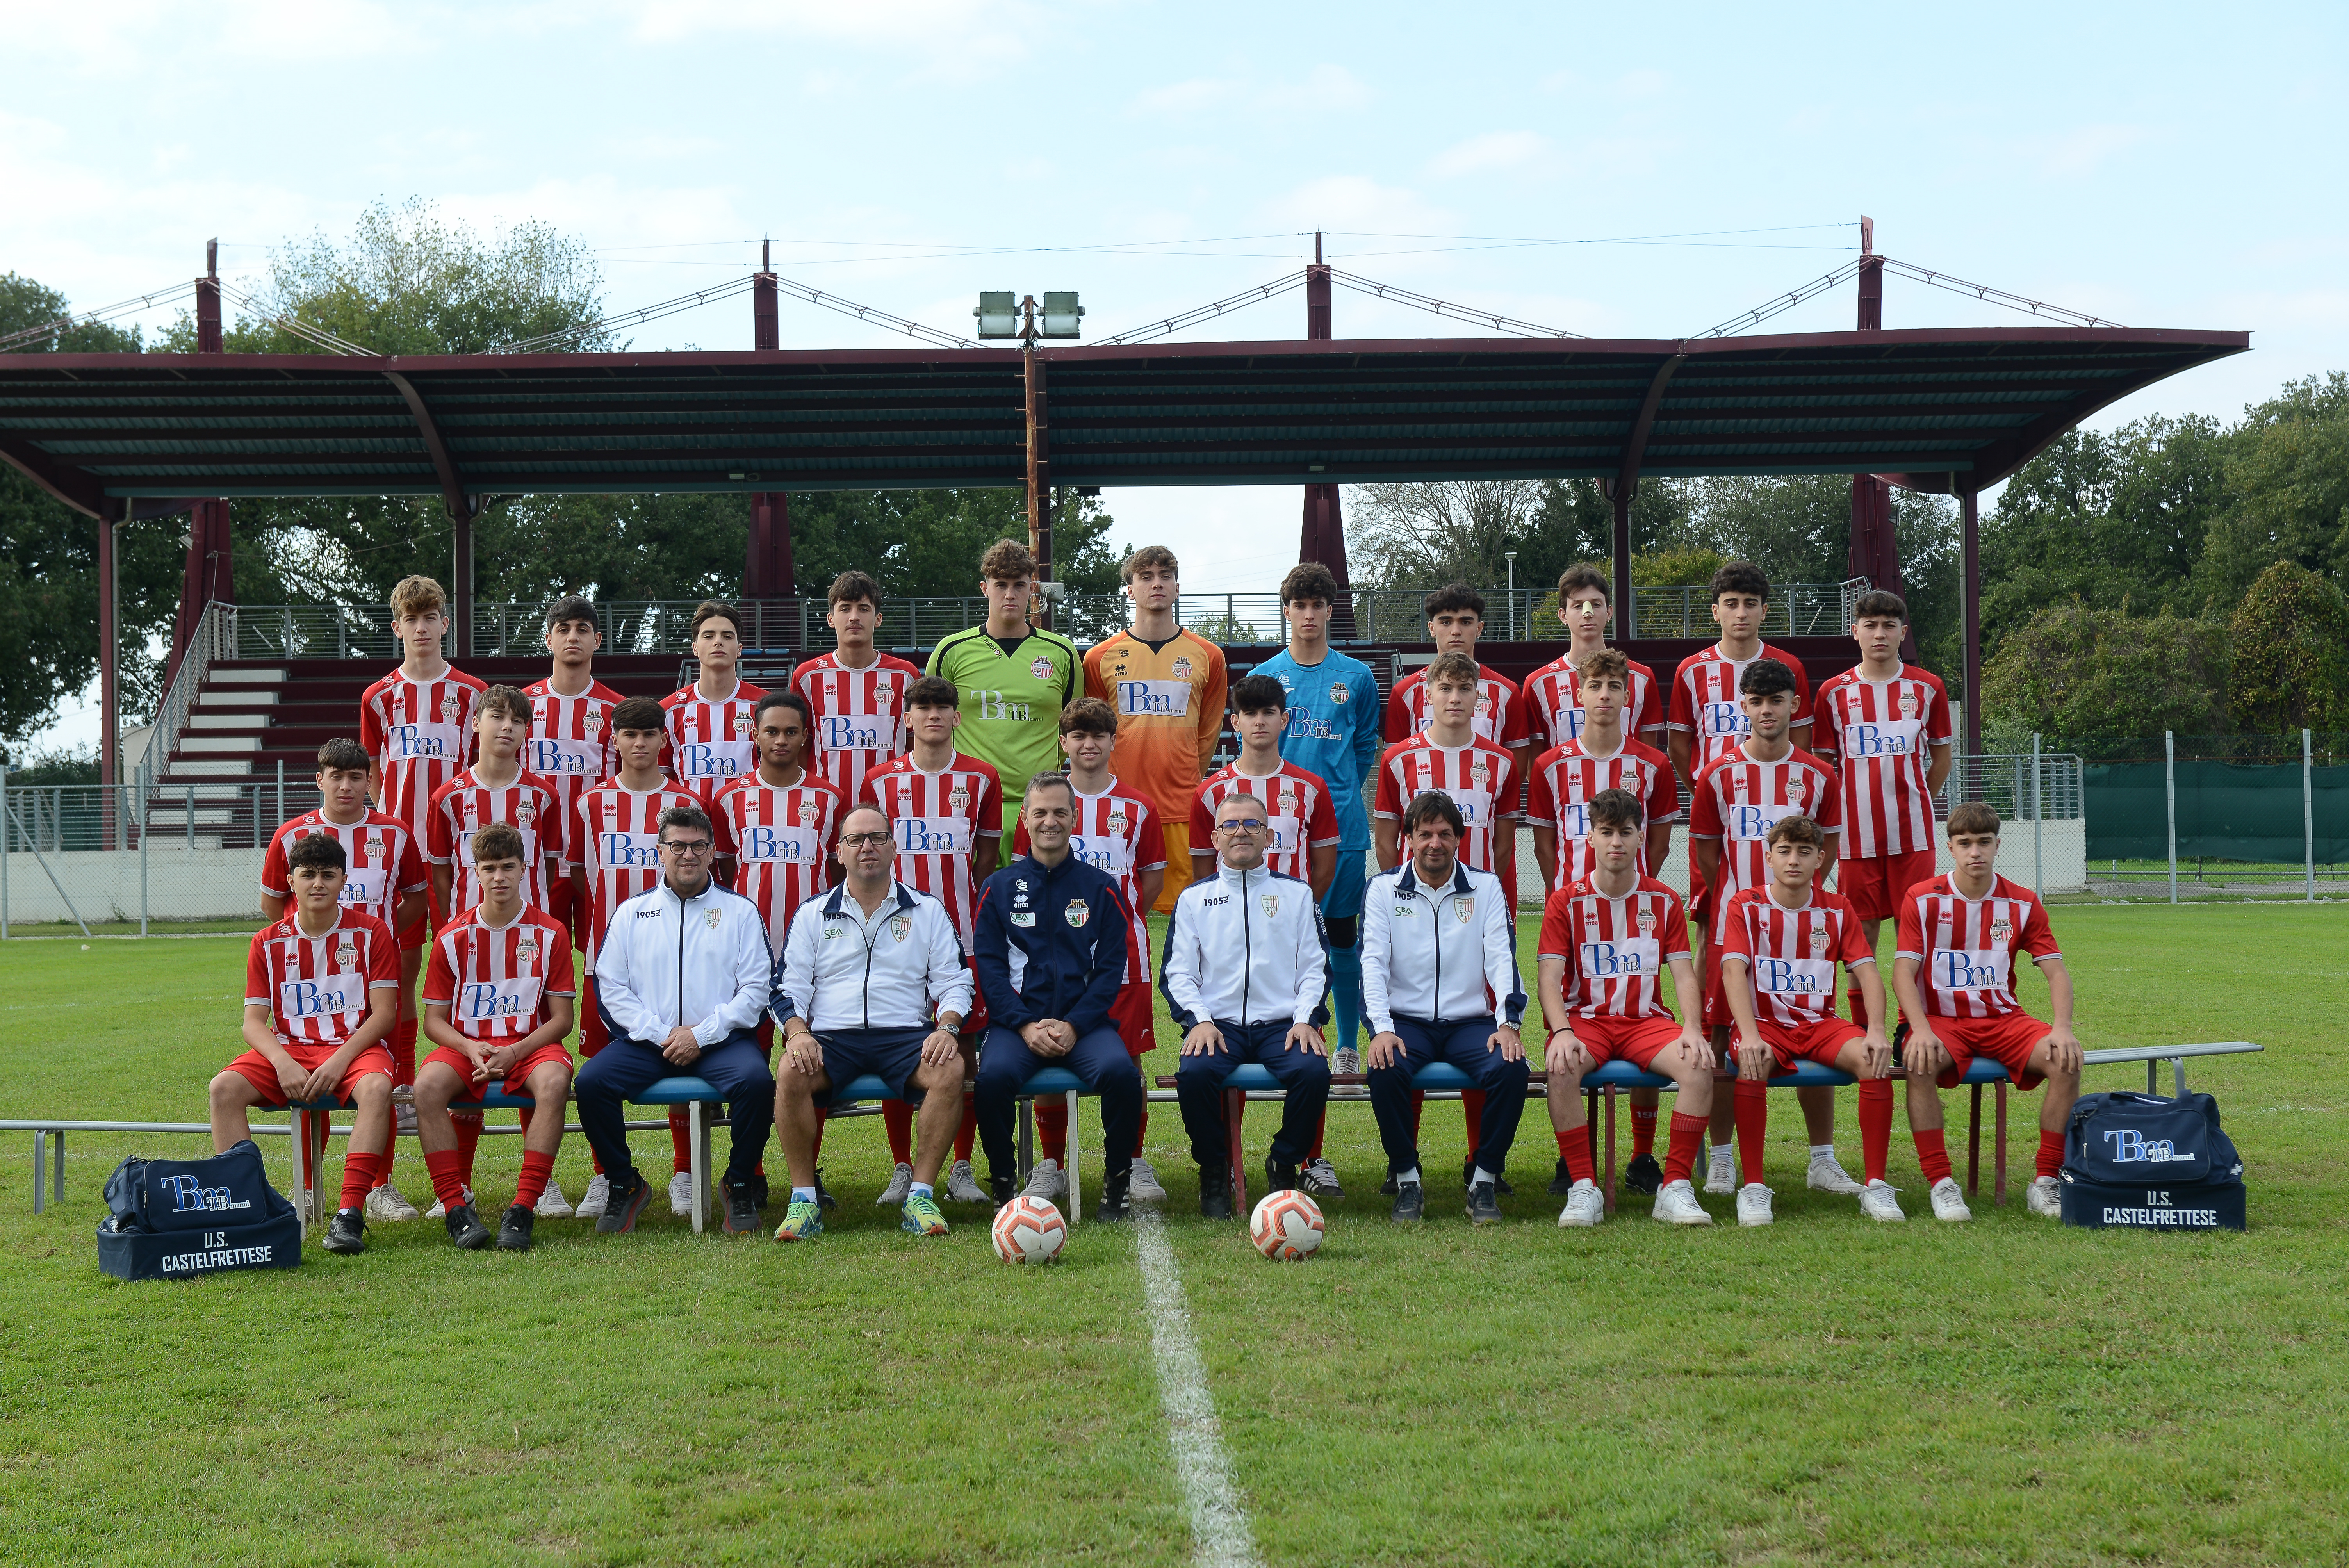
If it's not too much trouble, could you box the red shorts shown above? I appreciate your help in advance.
[398,912,428,953]
[1112,977,1156,1058]
[1701,944,1731,1033]
[962,955,990,1037]
[1837,850,1937,924]
[1921,1011,2050,1091]
[1760,1014,1867,1071]
[1559,1014,1685,1071]
[579,974,609,1057]
[419,1041,573,1095]
[224,1039,396,1106]
[1687,861,1713,930]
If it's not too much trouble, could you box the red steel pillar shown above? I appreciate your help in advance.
[167,243,232,690]
[1297,234,1356,636]
[99,506,119,811]
[743,244,796,645]
[1848,222,1901,597]
[1961,486,1982,767]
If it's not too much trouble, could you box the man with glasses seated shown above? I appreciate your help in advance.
[573,805,776,1235]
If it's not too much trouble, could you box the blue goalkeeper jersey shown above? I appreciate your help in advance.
[1252,648,1382,850]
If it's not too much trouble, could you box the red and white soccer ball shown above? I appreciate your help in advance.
[991,1195,1068,1264]
[1250,1190,1325,1261]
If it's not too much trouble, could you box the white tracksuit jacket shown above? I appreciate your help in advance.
[1361,858,1525,1034]
[1159,861,1328,1030]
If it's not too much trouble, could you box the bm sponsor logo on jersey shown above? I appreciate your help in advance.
[971,690,1032,722]
[528,739,599,775]
[1578,940,1657,977]
[821,713,888,750]
[1843,723,1919,757]
[597,832,663,869]
[741,827,818,863]
[1701,701,1752,738]
[1932,949,2005,989]
[384,722,458,760]
[1116,680,1191,716]
[676,743,746,780]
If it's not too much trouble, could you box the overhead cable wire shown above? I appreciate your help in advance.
[215,281,373,355]
[1694,255,2124,338]
[1327,270,1583,339]
[494,271,977,354]
[0,281,198,351]
[1091,272,1311,346]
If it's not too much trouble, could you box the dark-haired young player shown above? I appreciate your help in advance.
[792,570,920,803]
[524,595,621,955]
[662,599,768,816]
[1688,657,1860,1198]
[1015,697,1166,1203]
[212,832,400,1254]
[415,824,576,1252]
[1383,583,1532,763]
[568,695,702,1219]
[1892,802,2084,1221]
[861,674,1003,1204]
[1523,563,1666,753]
[1251,562,1383,1085]
[1536,788,1713,1226]
[925,537,1080,841]
[1717,814,1894,1226]
[715,691,847,962]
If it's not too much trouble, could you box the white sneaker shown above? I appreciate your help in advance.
[1651,1179,1713,1226]
[574,1172,610,1219]
[1557,1179,1605,1227]
[365,1181,420,1223]
[424,1184,475,1220]
[1928,1177,1973,1222]
[1859,1179,1906,1223]
[1126,1157,1167,1205]
[667,1170,695,1217]
[395,1103,418,1135]
[1300,1156,1343,1197]
[2026,1175,2062,1217]
[1022,1158,1068,1200]
[535,1179,574,1219]
[945,1159,988,1203]
[1331,1046,1363,1076]
[1806,1152,1865,1196]
[875,1162,914,1206]
[1703,1144,1738,1196]
[1736,1182,1775,1227]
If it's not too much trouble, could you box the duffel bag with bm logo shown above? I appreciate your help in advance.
[97,1139,302,1279]
[2058,1090,2246,1232]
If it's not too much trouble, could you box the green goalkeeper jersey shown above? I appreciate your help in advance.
[925,623,1082,835]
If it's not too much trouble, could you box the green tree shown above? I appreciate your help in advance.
[2196,373,2349,600]
[2225,561,2349,732]
[1979,600,2227,742]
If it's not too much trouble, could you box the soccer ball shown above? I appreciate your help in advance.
[1250,1190,1325,1260]
[991,1196,1067,1264]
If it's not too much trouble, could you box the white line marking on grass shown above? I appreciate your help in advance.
[1135,1210,1262,1568]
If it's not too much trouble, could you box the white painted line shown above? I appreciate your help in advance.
[1134,1211,1262,1568]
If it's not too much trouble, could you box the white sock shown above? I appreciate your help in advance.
[1473,1166,1497,1187]
[1810,1144,1837,1160]
[1397,1166,1421,1187]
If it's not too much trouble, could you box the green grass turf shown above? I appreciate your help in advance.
[2,906,2345,1565]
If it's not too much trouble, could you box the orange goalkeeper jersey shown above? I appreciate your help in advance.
[1083,629,1228,823]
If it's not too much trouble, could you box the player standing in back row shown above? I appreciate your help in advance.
[1084,545,1226,912]
[662,600,767,817]
[524,597,620,951]
[792,570,919,802]
[925,538,1080,841]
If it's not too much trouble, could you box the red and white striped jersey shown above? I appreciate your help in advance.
[1719,886,1873,1028]
[1383,665,1533,750]
[1522,652,1666,752]
[570,780,702,971]
[420,905,577,1044]
[793,650,921,800]
[1813,665,1953,858]
[1536,876,1691,1020]
[523,677,622,864]
[1524,738,1682,887]
[713,771,848,959]
[660,677,769,813]
[244,907,401,1046]
[1187,761,1341,884]
[1688,745,1842,941]
[1016,781,1164,984]
[359,666,486,850]
[1372,735,1522,874]
[858,752,1003,950]
[1666,643,1813,771]
[259,809,428,926]
[426,768,563,916]
[1896,875,2060,1020]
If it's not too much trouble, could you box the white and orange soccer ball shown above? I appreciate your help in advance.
[1250,1190,1325,1260]
[991,1196,1068,1264]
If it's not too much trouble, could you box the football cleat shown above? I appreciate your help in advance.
[534,1179,574,1219]
[1736,1183,1775,1227]
[496,1205,535,1252]
[2026,1176,2062,1217]
[443,1202,493,1250]
[946,1159,989,1204]
[1094,1171,1132,1224]
[1929,1178,1974,1223]
[365,1181,420,1224]
[1022,1158,1068,1201]
[1806,1152,1865,1196]
[1389,1178,1426,1223]
[1199,1174,1235,1220]
[1465,1178,1502,1225]
[1330,1045,1363,1077]
[1703,1145,1739,1196]
[1859,1180,1907,1223]
[1126,1158,1168,1205]
[322,1209,367,1254]
[574,1173,610,1219]
[900,1192,950,1236]
[772,1197,824,1242]
[667,1171,695,1217]
[875,1162,914,1206]
[1557,1179,1605,1228]
[1264,1154,1299,1195]
[1651,1180,1714,1226]
[1622,1152,1665,1196]
[1300,1157,1343,1198]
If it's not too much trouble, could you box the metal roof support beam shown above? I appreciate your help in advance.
[1605,351,1686,621]
[385,369,478,653]
[0,434,107,517]
[1960,485,1982,767]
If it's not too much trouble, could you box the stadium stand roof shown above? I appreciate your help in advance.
[0,325,2248,519]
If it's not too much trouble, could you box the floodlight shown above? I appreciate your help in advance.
[1039,292,1084,339]
[975,292,1021,339]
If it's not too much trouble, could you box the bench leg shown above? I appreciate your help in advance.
[1226,1088,1247,1215]
[1994,1082,2009,1206]
[1602,1088,1617,1216]
[1018,1100,1033,1183]
[1966,1083,1982,1197]
[53,1130,64,1206]
[1066,1091,1081,1225]
[690,1101,706,1235]
[288,1109,307,1237]
[30,1132,43,1216]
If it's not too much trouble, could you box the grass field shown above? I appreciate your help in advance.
[3,905,2346,1566]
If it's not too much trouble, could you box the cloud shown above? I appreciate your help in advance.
[1130,63,1370,119]
[1428,130,1550,178]
[2030,123,2152,177]
[616,0,1045,68]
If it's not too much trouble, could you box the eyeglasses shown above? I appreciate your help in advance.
[660,839,713,857]
[839,831,891,848]
[1213,818,1268,835]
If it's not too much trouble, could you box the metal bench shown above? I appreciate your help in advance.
[829,1066,1091,1221]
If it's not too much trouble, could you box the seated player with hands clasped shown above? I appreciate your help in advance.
[413,823,576,1253]
[1162,792,1333,1219]
[1892,801,2085,1221]
[1536,788,1715,1228]
[769,804,975,1243]
[1717,815,1896,1227]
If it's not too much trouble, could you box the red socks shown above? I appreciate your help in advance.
[1410,1090,1424,1140]
[1664,1112,1706,1187]
[1631,1103,1659,1159]
[337,1149,381,1213]
[954,1094,977,1163]
[1463,1090,1485,1148]
[1733,1080,1768,1187]
[1037,1099,1068,1163]
[1134,1106,1149,1158]
[1858,1079,1893,1183]
[454,1112,483,1188]
[1310,1110,1326,1160]
[1912,1126,1953,1185]
[424,1147,468,1208]
[389,1017,418,1083]
[812,1107,828,1160]
[2037,1128,2064,1179]
[669,1106,692,1174]
[515,1149,556,1210]
[883,1101,914,1164]
[1557,1126,1595,1186]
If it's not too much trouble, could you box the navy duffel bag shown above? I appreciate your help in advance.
[96,1140,303,1279]
[2057,1090,2246,1232]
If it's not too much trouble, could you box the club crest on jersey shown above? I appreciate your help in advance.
[1470,759,1490,786]
[950,785,971,813]
[732,712,752,737]
[1015,878,1028,891]
[517,933,540,962]
[1330,682,1348,704]
[334,934,358,967]
[1172,656,1193,679]
[1455,896,1475,923]
[1107,809,1128,836]
[797,800,818,827]
[364,830,383,855]
[1810,928,1829,956]
[702,908,722,930]
[1899,687,1920,717]
[1637,908,1656,935]
[583,710,602,734]
[515,799,536,827]
[1260,894,1280,918]
[1991,918,2012,942]
[440,693,460,722]
[1030,656,1055,681]
[890,916,911,943]
[1064,900,1090,928]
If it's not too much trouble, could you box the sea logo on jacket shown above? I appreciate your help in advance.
[1064,899,1090,928]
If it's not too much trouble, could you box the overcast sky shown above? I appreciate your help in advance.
[12,1,2345,752]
